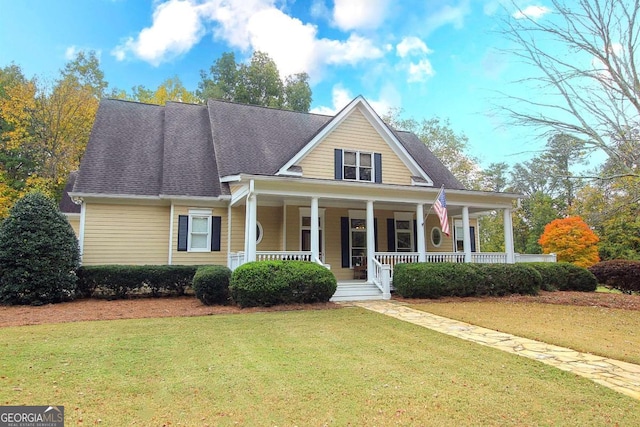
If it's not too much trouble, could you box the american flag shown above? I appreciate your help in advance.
[434,188,450,236]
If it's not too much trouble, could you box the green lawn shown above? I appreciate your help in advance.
[1,308,638,426]
[411,300,640,365]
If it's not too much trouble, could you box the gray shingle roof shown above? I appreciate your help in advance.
[207,99,331,176]
[162,102,225,196]
[59,171,80,213]
[71,97,465,199]
[74,99,165,196]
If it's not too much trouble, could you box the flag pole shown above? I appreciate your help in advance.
[423,185,444,225]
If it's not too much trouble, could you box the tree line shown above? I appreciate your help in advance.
[0,51,312,217]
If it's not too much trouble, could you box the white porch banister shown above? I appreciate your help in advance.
[371,257,391,299]
[257,251,313,261]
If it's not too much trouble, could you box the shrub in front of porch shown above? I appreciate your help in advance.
[524,262,597,292]
[393,263,541,299]
[193,265,232,305]
[230,261,337,308]
[76,265,200,299]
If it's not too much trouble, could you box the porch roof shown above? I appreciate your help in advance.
[227,174,522,215]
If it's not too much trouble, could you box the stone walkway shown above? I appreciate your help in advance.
[353,300,640,400]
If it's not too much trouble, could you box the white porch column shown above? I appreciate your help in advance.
[503,207,515,263]
[310,197,319,262]
[244,193,257,262]
[416,203,426,262]
[366,200,375,281]
[462,206,472,263]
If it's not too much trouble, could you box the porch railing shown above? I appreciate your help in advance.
[371,258,391,300]
[229,251,324,271]
[515,253,557,263]
[472,252,507,263]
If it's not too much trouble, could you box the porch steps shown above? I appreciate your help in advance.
[331,281,383,302]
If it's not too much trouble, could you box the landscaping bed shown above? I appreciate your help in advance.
[1,290,638,328]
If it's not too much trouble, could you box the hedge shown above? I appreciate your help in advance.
[76,265,201,299]
[520,262,597,292]
[230,261,337,308]
[193,265,232,305]
[393,263,542,299]
[589,260,640,294]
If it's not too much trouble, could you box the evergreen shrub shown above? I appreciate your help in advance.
[230,261,337,308]
[393,263,541,299]
[76,265,200,299]
[193,265,232,305]
[0,192,80,305]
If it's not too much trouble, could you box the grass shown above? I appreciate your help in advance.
[411,300,640,365]
[1,308,639,426]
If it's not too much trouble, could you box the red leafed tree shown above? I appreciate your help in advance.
[539,216,600,268]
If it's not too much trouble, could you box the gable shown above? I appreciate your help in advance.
[297,108,414,185]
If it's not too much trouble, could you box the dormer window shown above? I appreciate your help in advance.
[334,149,382,183]
[344,150,372,181]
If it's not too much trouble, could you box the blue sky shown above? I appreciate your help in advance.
[0,0,561,168]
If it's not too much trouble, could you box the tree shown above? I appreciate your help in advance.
[114,76,198,105]
[198,51,312,112]
[572,173,640,260]
[0,52,103,202]
[0,192,80,305]
[386,114,483,189]
[538,216,600,267]
[500,0,640,180]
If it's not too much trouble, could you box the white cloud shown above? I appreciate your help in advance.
[425,1,471,33]
[396,37,431,58]
[310,0,330,20]
[512,5,551,20]
[112,0,384,80]
[112,0,207,66]
[332,0,390,31]
[309,84,400,117]
[65,46,79,60]
[407,59,435,83]
[310,85,353,115]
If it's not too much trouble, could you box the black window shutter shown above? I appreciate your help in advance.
[386,218,395,252]
[177,215,188,251]
[374,153,382,183]
[374,218,379,252]
[211,216,222,251]
[335,149,343,180]
[341,217,349,267]
[470,226,476,252]
[413,219,418,252]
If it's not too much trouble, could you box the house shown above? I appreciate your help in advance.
[61,96,553,301]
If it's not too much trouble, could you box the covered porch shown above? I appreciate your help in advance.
[224,175,555,301]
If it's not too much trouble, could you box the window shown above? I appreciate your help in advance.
[454,220,476,252]
[299,208,324,259]
[349,211,367,267]
[256,221,263,244]
[188,210,212,252]
[394,213,414,252]
[343,150,373,182]
[177,210,221,252]
[431,227,442,247]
